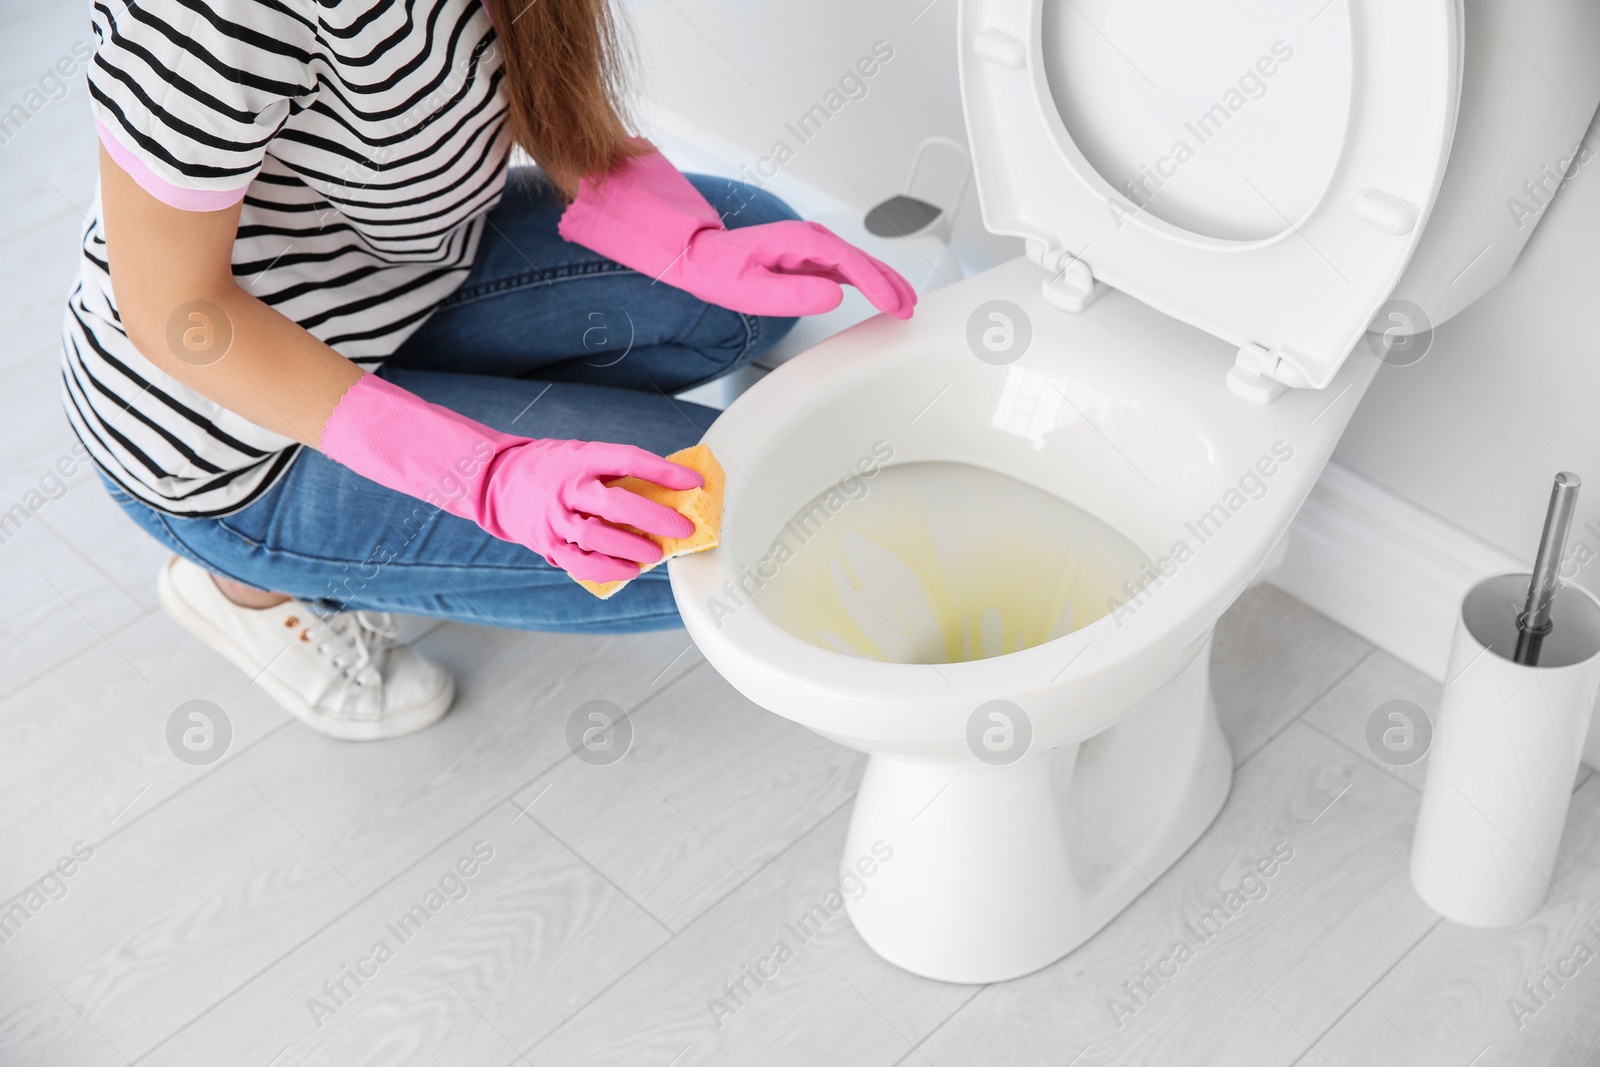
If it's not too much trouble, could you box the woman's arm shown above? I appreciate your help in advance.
[100,143,363,450]
[99,143,700,583]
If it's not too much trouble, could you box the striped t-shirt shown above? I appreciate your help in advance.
[63,0,509,516]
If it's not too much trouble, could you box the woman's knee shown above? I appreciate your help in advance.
[670,176,804,366]
[685,174,802,230]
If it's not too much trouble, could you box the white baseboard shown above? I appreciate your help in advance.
[1270,462,1600,770]
[1270,461,1524,682]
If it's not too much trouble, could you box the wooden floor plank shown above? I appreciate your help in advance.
[0,750,368,1060]
[1307,777,1600,1067]
[1215,583,1372,762]
[202,622,704,892]
[133,807,670,1067]
[511,659,865,931]
[0,610,289,901]
[0,518,146,705]
[1300,648,1443,793]
[526,806,979,1067]
[1302,645,1595,799]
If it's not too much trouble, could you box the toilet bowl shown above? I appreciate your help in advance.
[673,258,1375,981]
[666,0,1600,982]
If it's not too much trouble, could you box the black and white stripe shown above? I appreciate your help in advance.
[63,0,509,516]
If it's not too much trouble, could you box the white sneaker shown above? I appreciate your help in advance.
[157,555,455,741]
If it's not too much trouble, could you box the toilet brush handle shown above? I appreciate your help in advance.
[1515,471,1581,664]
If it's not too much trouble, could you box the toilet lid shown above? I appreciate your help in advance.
[959,0,1461,389]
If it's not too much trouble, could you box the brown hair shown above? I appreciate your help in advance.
[485,0,648,199]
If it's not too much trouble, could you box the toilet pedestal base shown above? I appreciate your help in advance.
[841,637,1232,983]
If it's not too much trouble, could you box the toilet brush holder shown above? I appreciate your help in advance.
[1411,572,1600,927]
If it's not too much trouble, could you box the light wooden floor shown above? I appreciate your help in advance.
[5,6,1600,1065]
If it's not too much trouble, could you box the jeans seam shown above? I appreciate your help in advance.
[743,312,761,358]
[136,492,582,584]
[152,512,238,575]
[657,309,761,394]
[441,260,637,309]
[202,517,601,577]
[431,270,764,391]
[158,517,677,623]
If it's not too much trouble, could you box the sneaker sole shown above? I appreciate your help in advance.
[157,558,454,742]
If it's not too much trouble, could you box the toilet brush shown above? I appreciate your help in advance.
[1513,472,1581,665]
[1412,472,1600,926]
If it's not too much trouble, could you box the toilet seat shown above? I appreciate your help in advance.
[960,0,1461,398]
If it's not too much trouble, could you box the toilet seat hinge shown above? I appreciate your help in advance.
[1227,343,1291,404]
[1037,249,1106,314]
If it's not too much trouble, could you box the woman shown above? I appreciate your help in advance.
[67,0,914,740]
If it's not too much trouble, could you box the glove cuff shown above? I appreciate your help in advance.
[320,373,518,520]
[557,145,726,283]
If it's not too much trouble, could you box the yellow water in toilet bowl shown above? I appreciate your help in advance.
[752,461,1149,664]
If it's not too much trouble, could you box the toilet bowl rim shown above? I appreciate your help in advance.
[670,519,1245,707]
[667,259,1376,728]
[672,553,1229,748]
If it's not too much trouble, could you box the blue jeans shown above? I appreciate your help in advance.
[105,171,799,633]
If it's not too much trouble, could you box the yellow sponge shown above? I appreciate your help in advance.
[574,443,725,600]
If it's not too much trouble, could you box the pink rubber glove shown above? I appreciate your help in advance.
[558,145,917,320]
[319,374,702,583]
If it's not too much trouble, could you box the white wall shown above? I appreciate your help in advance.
[621,0,1019,274]
[622,0,961,209]
[625,0,1600,600]
[1334,104,1600,594]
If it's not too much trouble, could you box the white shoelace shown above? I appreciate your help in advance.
[307,610,398,695]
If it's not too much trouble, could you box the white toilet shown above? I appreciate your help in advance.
[666,0,1600,983]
